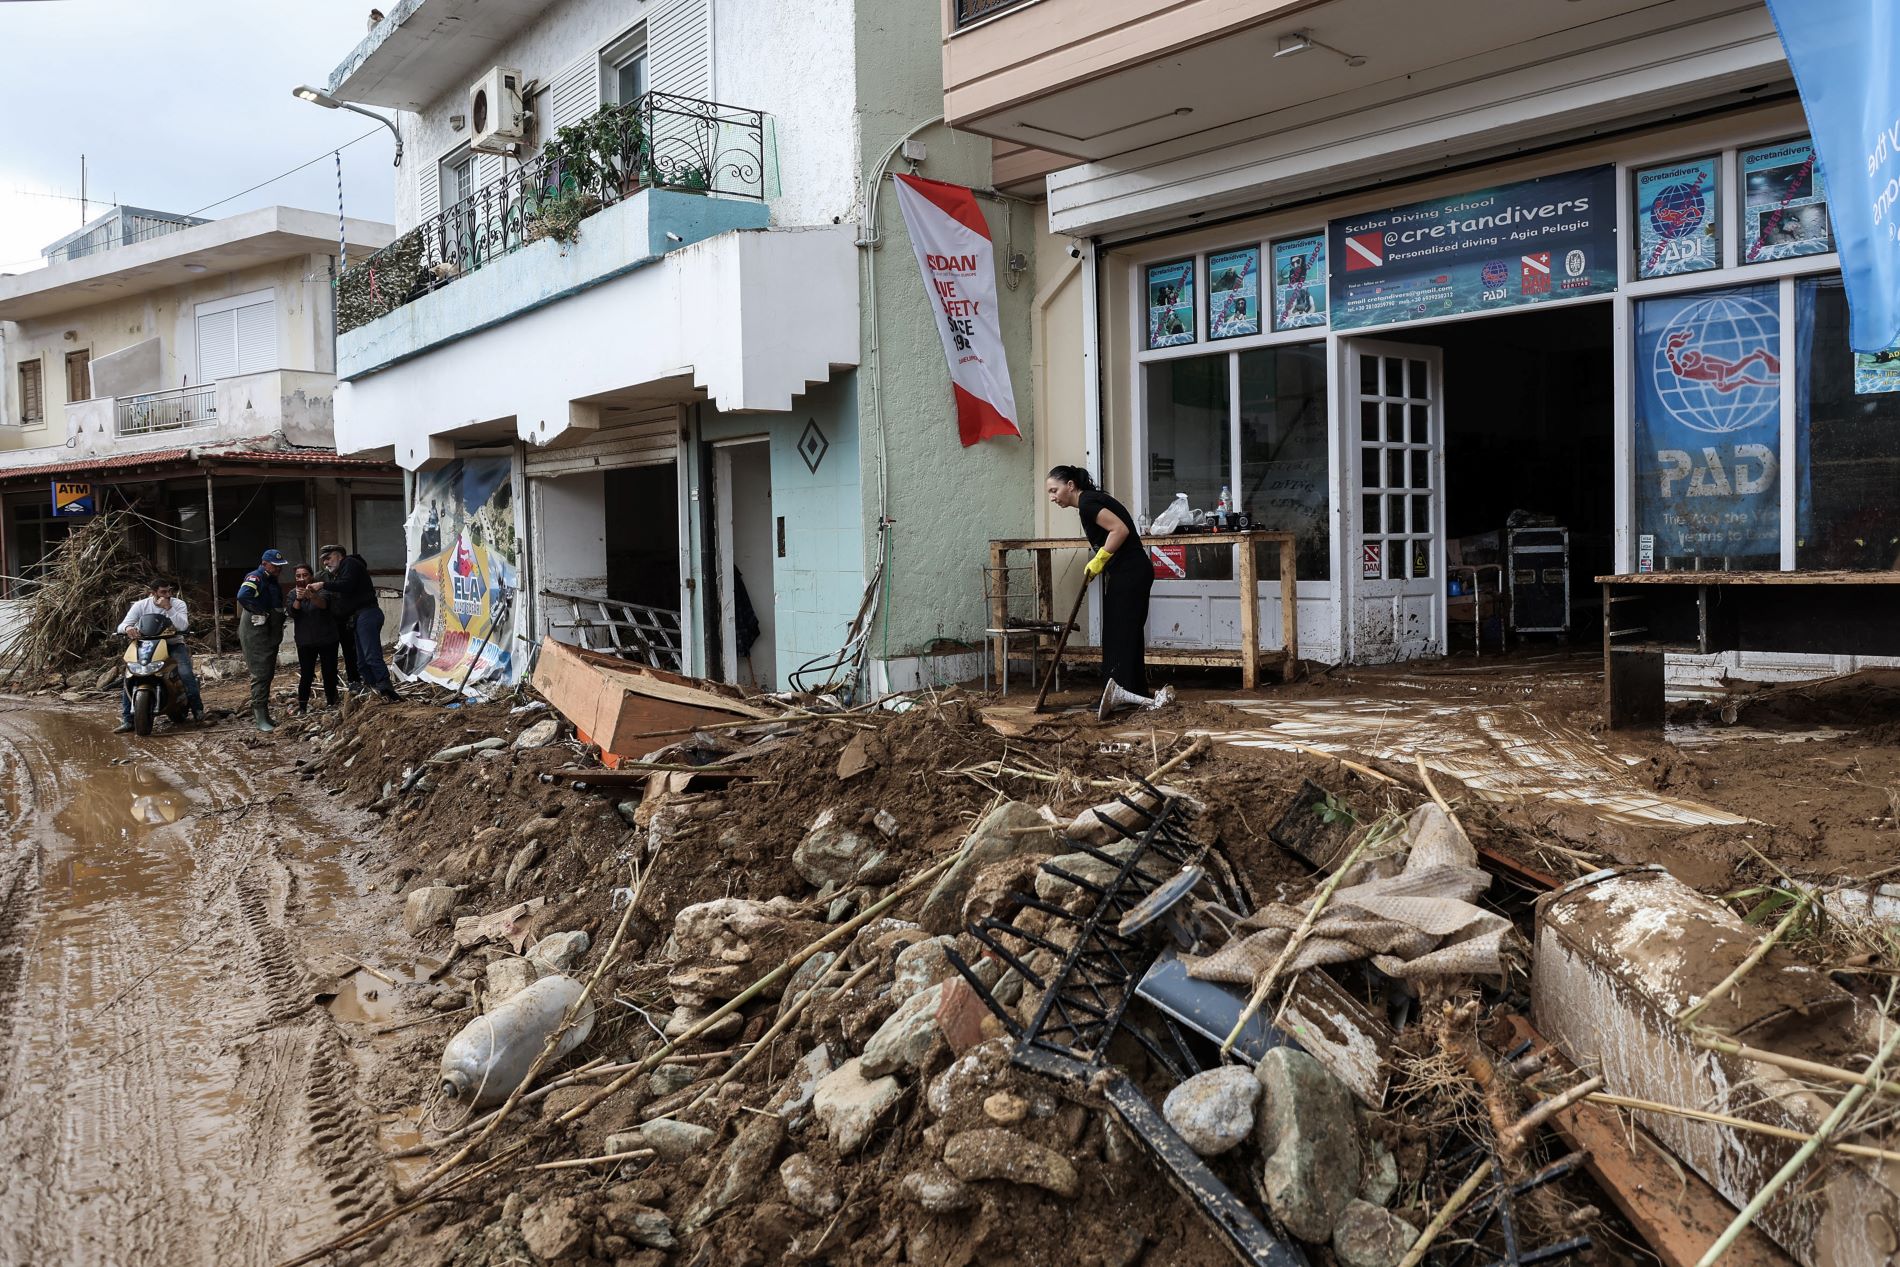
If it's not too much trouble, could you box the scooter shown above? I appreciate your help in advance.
[121,611,192,736]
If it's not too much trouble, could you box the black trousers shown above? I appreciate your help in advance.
[298,642,340,706]
[338,625,361,684]
[1100,565,1153,697]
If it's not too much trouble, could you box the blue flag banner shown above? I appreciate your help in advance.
[1764,1,1900,351]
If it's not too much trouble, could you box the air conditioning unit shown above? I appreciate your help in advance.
[468,66,526,154]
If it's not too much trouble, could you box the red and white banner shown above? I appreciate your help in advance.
[892,173,1021,447]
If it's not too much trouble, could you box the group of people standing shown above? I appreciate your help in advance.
[114,545,403,736]
[238,544,401,731]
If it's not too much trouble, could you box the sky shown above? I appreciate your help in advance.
[0,0,398,274]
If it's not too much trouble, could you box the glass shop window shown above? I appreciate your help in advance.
[1143,354,1231,580]
[1239,344,1330,580]
[1796,277,1900,570]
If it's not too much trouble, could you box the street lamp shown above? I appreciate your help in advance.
[293,85,403,166]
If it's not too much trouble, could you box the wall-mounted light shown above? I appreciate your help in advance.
[293,84,405,166]
[450,114,467,132]
[1273,30,1367,68]
[183,264,207,273]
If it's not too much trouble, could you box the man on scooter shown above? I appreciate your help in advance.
[112,578,203,733]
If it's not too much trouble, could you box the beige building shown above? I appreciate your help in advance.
[0,205,406,606]
[946,0,1896,681]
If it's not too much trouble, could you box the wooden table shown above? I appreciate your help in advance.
[1599,569,1900,728]
[988,531,1300,690]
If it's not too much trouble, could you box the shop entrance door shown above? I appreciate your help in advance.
[1348,340,1444,660]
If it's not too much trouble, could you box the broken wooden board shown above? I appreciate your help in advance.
[1502,1015,1795,1267]
[532,638,769,765]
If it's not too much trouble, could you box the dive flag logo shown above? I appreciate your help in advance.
[1345,231,1386,271]
[1520,252,1551,295]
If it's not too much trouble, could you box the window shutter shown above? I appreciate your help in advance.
[234,301,277,376]
[19,362,42,422]
[648,0,712,100]
[418,158,440,224]
[474,152,505,188]
[550,50,600,130]
[197,308,238,383]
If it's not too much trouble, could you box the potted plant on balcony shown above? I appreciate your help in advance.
[526,103,647,243]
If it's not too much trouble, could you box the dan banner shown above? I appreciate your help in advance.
[1764,1,1900,350]
[1633,284,1783,562]
[1329,167,1616,330]
[395,456,525,694]
[892,174,1021,447]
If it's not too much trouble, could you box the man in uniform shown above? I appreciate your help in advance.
[236,548,289,731]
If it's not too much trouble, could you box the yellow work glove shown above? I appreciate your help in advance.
[1085,547,1114,580]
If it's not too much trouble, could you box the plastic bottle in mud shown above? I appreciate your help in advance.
[439,974,595,1107]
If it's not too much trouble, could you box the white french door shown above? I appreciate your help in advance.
[1347,339,1444,661]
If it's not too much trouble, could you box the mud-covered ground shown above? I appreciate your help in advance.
[7,644,1898,1267]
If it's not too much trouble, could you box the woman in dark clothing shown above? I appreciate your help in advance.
[288,564,342,714]
[1045,465,1172,717]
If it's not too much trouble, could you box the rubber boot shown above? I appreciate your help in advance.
[253,707,276,733]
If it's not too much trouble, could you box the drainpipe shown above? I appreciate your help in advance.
[205,470,222,654]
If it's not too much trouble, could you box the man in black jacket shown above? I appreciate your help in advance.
[313,544,400,702]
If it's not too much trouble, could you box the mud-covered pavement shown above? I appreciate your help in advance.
[0,700,393,1267]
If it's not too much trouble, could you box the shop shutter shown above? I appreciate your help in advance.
[549,51,601,131]
[648,0,712,101]
[234,301,277,375]
[196,308,239,383]
[522,410,680,477]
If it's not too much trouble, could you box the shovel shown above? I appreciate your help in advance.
[1032,576,1092,714]
[445,584,514,710]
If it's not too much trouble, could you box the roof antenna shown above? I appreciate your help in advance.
[80,154,86,224]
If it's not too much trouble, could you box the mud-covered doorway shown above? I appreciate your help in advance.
[712,440,776,690]
[1402,303,1614,645]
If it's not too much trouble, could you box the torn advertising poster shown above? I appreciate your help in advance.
[394,455,525,693]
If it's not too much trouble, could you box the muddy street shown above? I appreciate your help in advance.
[0,701,392,1267]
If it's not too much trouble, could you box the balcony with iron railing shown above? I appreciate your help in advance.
[336,92,775,337]
[115,384,218,437]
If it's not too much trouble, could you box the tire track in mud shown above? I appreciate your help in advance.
[0,707,392,1267]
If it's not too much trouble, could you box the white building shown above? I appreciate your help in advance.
[316,0,1041,696]
[0,204,405,604]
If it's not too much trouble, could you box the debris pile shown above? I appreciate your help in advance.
[0,510,153,680]
[287,667,1900,1267]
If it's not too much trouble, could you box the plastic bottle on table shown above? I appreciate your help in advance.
[439,974,596,1107]
[1216,486,1232,531]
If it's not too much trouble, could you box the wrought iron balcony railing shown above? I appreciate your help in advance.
[954,0,1038,27]
[116,384,217,437]
[336,91,773,334]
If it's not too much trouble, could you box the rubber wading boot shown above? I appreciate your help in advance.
[253,708,276,733]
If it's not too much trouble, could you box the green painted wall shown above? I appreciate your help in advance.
[852,0,1039,669]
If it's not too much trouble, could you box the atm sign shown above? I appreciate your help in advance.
[52,482,95,516]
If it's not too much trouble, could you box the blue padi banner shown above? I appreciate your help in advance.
[1328,167,1616,330]
[1634,284,1783,560]
[1765,1,1900,351]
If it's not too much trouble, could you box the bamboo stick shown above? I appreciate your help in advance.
[1394,1160,1493,1267]
[1585,1093,1900,1164]
[400,851,655,1199]
[1694,1035,1900,1099]
[1694,1018,1900,1267]
[1507,1075,1604,1145]
[1677,893,1810,1027]
[555,850,960,1127]
[531,1149,654,1171]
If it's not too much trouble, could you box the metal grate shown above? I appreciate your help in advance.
[541,588,684,672]
[954,0,1037,27]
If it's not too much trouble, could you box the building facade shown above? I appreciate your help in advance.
[320,0,1040,695]
[0,205,405,604]
[945,0,1898,677]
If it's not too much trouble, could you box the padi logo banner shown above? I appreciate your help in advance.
[1328,166,1616,330]
[1633,284,1782,560]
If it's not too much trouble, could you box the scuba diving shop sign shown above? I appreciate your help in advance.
[1329,167,1616,330]
[1634,283,1782,561]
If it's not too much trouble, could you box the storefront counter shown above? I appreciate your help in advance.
[988,531,1300,689]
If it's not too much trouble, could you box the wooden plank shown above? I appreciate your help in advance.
[1606,646,1666,730]
[1501,1015,1796,1267]
[989,540,1009,685]
[1278,536,1299,682]
[993,531,1298,551]
[1238,531,1260,690]
[533,638,768,763]
[1597,569,1900,586]
[1061,644,1291,670]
